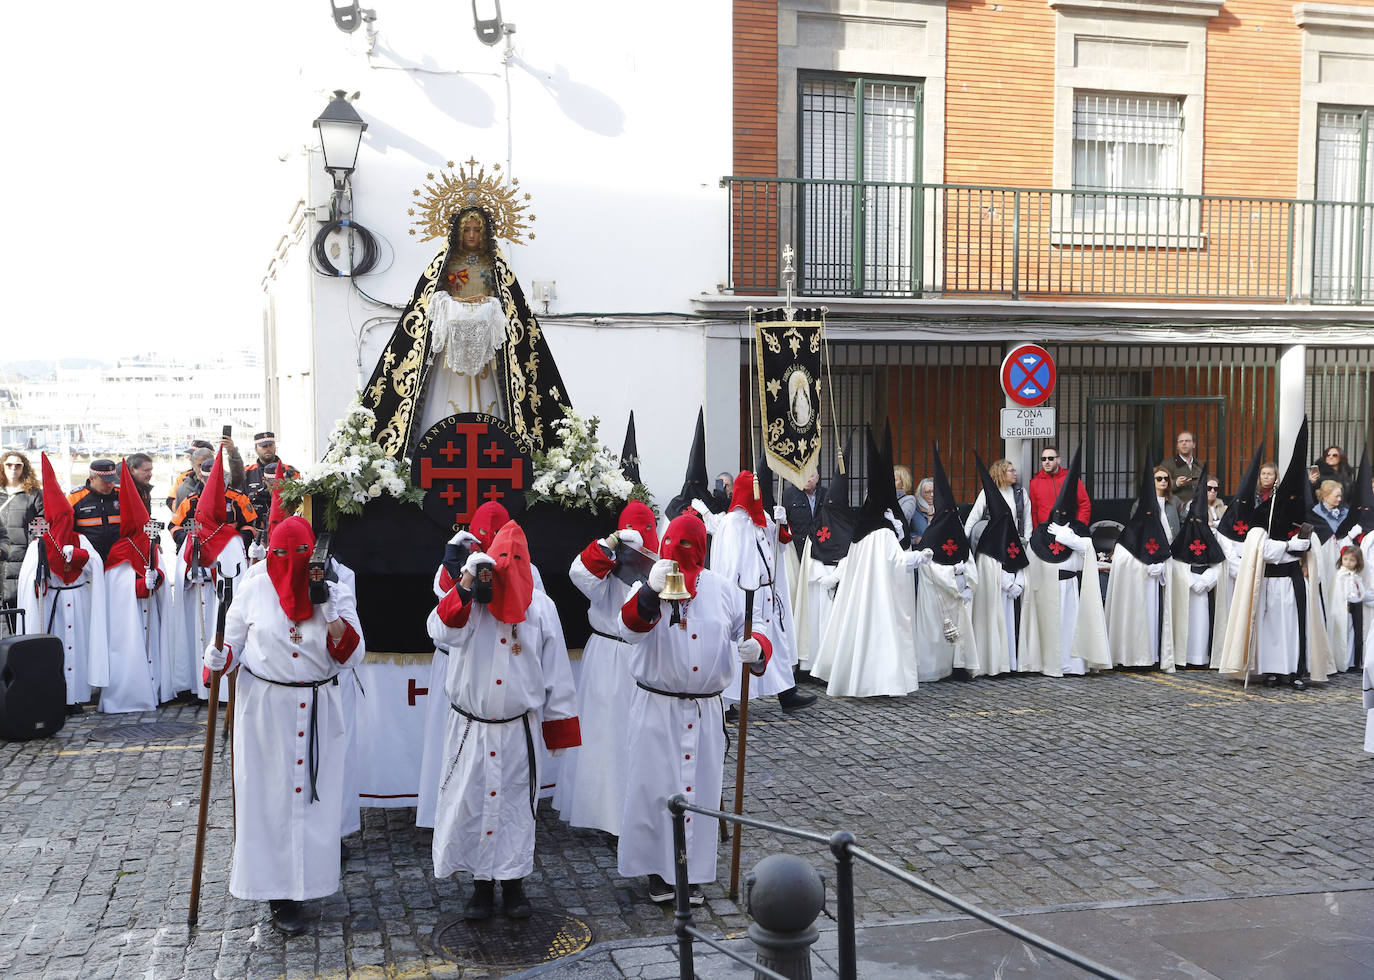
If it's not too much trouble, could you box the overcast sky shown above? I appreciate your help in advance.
[4,3,325,364]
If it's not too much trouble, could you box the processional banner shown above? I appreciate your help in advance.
[754,309,824,490]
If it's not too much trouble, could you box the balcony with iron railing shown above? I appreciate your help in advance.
[720,176,1374,306]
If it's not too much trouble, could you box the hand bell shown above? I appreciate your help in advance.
[659,560,692,601]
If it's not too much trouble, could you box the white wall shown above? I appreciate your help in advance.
[264,1,734,505]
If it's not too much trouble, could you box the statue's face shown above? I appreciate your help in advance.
[460,222,482,251]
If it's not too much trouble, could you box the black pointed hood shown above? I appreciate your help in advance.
[973,452,1028,571]
[1217,442,1265,543]
[810,435,856,564]
[853,425,902,544]
[922,443,969,565]
[666,408,722,520]
[1337,447,1372,540]
[620,411,641,485]
[1030,447,1088,562]
[1171,466,1225,564]
[1118,465,1171,565]
[1270,418,1312,540]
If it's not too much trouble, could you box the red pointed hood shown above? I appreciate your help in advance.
[469,501,510,553]
[267,486,289,536]
[488,520,534,624]
[267,516,314,621]
[619,500,659,554]
[183,449,238,566]
[106,461,160,595]
[39,453,88,584]
[729,471,766,527]
[661,513,707,597]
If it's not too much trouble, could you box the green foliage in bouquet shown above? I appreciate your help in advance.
[528,407,653,516]
[277,397,426,531]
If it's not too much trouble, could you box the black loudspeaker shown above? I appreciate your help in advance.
[0,610,67,740]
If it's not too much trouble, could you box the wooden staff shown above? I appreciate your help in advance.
[188,576,234,926]
[728,586,756,901]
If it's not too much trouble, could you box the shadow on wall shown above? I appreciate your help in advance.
[512,57,626,138]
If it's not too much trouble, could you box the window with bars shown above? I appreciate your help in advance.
[1314,106,1374,304]
[1071,92,1183,219]
[798,75,921,297]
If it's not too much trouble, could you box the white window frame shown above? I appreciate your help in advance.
[1050,0,1220,248]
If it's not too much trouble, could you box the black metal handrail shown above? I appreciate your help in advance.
[667,794,1132,980]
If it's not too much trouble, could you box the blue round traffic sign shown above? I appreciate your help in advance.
[1000,345,1056,407]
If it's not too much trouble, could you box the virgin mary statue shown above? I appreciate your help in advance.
[362,203,570,458]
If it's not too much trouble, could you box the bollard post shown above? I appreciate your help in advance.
[667,794,694,980]
[744,854,825,980]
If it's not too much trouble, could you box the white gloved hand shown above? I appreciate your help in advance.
[248,541,267,561]
[1146,562,1168,580]
[462,551,496,578]
[1048,523,1075,546]
[450,529,480,548]
[737,637,763,664]
[953,559,971,576]
[884,508,905,537]
[1001,569,1024,599]
[323,580,343,622]
[62,545,74,561]
[144,568,159,591]
[1190,577,1209,594]
[690,498,711,519]
[772,505,787,524]
[616,528,643,550]
[903,549,933,571]
[647,558,676,594]
[1347,523,1363,539]
[817,570,841,591]
[203,642,227,672]
[1287,536,1311,553]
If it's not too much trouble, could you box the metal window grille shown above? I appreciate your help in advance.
[799,76,921,297]
[1072,92,1183,219]
[1306,346,1374,462]
[1314,107,1374,303]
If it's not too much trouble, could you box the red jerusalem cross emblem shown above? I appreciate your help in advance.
[1006,542,1021,559]
[1144,539,1159,555]
[941,538,959,556]
[815,526,831,542]
[1188,539,1207,556]
[1232,520,1250,535]
[412,413,533,530]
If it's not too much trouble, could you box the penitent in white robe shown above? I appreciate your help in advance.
[708,510,796,702]
[812,531,919,697]
[914,561,979,682]
[1326,568,1373,673]
[1104,548,1188,672]
[969,555,1021,676]
[791,538,838,671]
[1017,533,1111,677]
[17,536,107,705]
[614,571,743,885]
[553,544,638,836]
[171,537,247,702]
[96,556,175,713]
[221,573,364,901]
[416,563,545,829]
[428,590,579,882]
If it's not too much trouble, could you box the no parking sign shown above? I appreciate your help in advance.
[1000,345,1056,407]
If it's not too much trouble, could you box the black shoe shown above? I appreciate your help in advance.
[647,874,675,904]
[268,899,307,937]
[1289,675,1307,690]
[724,705,739,725]
[1264,674,1280,688]
[501,878,532,919]
[688,884,705,906]
[65,704,83,717]
[778,687,817,713]
[464,880,495,921]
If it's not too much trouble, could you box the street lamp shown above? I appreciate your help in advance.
[312,90,367,192]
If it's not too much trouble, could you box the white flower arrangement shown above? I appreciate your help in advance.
[528,406,649,515]
[278,396,426,530]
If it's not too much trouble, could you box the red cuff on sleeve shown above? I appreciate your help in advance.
[327,621,360,665]
[542,716,582,751]
[777,524,793,544]
[201,645,233,687]
[621,591,659,633]
[437,566,455,594]
[437,586,473,628]
[749,633,773,676]
[578,541,616,579]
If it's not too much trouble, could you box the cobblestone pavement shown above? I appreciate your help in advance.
[0,667,1369,978]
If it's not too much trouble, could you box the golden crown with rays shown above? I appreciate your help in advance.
[407,158,536,244]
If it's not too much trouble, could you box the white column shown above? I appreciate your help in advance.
[1277,344,1306,471]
